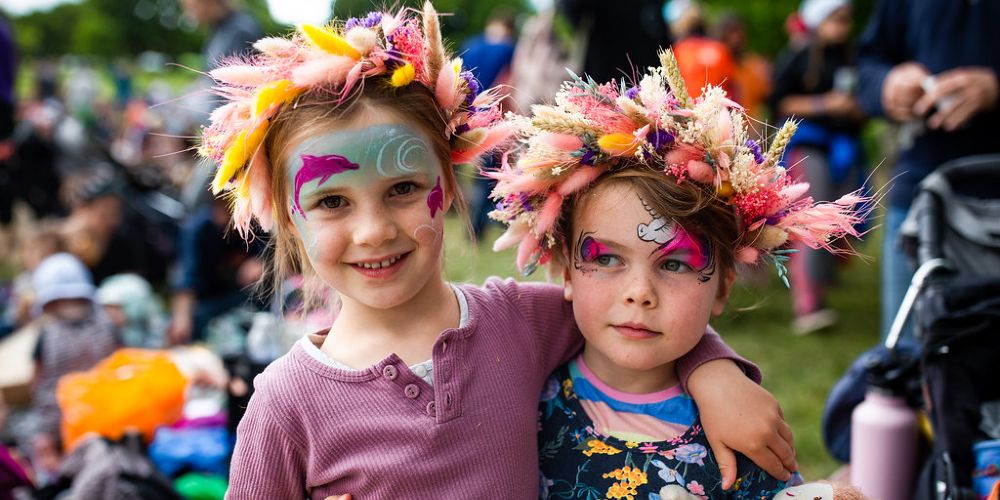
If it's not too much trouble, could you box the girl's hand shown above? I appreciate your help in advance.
[686,359,797,490]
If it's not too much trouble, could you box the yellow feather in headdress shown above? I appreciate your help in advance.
[252,79,301,118]
[212,120,269,194]
[597,133,639,156]
[300,24,361,60]
[390,62,416,87]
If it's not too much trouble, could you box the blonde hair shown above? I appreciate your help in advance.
[261,83,467,304]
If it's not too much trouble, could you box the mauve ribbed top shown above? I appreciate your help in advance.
[226,278,756,499]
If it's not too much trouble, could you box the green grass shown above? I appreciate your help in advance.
[443,217,881,480]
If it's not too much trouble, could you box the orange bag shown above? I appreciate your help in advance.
[56,349,187,451]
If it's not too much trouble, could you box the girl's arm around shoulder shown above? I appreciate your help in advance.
[226,368,309,500]
[479,277,581,376]
[680,326,797,491]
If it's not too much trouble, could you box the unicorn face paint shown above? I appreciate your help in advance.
[637,197,716,283]
[564,182,729,388]
[283,121,449,313]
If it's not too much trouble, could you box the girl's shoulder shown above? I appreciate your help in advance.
[458,277,563,305]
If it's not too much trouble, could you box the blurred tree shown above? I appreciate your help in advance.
[10,0,283,59]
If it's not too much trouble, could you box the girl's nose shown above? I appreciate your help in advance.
[623,271,658,308]
[351,204,398,247]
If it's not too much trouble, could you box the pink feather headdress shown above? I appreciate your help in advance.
[198,2,511,239]
[488,49,873,281]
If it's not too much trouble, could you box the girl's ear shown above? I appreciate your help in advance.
[711,269,736,316]
[562,264,574,302]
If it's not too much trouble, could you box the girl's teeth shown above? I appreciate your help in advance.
[359,255,400,269]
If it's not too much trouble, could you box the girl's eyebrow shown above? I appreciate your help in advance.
[576,233,624,250]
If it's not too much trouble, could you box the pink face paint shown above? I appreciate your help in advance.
[579,235,611,263]
[655,227,709,270]
[291,154,360,217]
[427,176,443,218]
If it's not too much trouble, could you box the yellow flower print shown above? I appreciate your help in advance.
[562,378,574,399]
[602,466,648,500]
[625,441,639,449]
[581,439,622,457]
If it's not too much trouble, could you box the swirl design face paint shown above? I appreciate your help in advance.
[286,124,437,219]
[573,232,613,274]
[637,197,717,283]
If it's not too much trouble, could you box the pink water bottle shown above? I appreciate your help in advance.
[850,386,919,500]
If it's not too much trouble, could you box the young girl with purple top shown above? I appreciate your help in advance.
[200,5,795,498]
[488,51,871,499]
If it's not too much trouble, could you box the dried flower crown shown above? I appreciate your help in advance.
[489,49,870,282]
[198,2,513,239]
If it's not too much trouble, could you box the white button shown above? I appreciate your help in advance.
[413,365,428,377]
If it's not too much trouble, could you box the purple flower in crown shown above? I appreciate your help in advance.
[625,86,640,100]
[460,71,480,107]
[646,128,674,151]
[519,192,533,212]
[579,147,598,166]
[345,11,383,31]
[383,48,404,70]
[746,139,765,165]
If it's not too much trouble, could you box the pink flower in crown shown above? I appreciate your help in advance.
[386,18,426,80]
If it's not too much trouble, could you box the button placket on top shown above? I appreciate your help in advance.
[377,356,435,420]
[432,332,462,423]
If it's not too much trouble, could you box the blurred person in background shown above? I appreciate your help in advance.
[60,168,151,284]
[715,11,771,126]
[771,0,866,334]
[97,273,168,349]
[460,9,516,241]
[667,0,737,99]
[1,222,64,335]
[168,196,265,345]
[28,253,120,485]
[9,63,64,220]
[855,0,1000,342]
[559,0,672,83]
[177,0,262,207]
[0,14,16,233]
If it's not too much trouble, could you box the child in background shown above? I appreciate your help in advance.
[489,51,869,498]
[29,252,120,483]
[202,5,795,498]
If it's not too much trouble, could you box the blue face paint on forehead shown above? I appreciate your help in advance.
[286,124,441,216]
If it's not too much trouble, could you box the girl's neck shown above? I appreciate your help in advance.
[580,344,680,395]
[323,275,459,367]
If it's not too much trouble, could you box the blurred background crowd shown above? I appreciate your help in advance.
[0,0,997,498]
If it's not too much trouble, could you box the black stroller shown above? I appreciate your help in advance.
[888,154,1000,500]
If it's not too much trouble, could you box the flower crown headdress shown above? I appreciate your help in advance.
[489,49,871,283]
[199,2,513,239]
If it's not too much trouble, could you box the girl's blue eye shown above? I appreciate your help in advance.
[391,182,417,196]
[595,254,621,266]
[319,195,345,210]
[660,259,692,273]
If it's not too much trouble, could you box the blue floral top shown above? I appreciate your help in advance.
[538,363,791,499]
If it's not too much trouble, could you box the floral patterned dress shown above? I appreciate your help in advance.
[538,362,790,500]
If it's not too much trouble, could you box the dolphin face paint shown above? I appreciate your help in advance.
[637,197,716,283]
[286,123,439,219]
